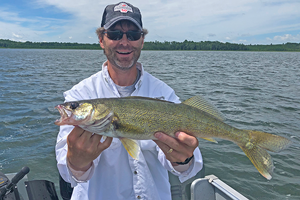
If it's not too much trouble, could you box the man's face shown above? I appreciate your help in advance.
[100,21,144,71]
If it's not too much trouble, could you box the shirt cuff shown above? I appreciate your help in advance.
[157,146,203,183]
[67,160,94,187]
[172,158,193,172]
[166,157,194,177]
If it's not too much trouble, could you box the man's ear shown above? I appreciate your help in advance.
[99,37,105,49]
[141,38,144,49]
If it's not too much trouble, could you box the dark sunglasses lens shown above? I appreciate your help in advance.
[106,31,123,40]
[126,31,142,41]
[106,30,142,41]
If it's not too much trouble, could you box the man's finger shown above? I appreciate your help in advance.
[69,126,85,137]
[154,132,181,149]
[98,136,113,150]
[154,140,190,163]
[175,132,198,148]
[69,126,94,142]
[154,140,178,156]
[67,127,85,145]
[153,140,170,153]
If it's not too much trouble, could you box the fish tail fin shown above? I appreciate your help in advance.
[238,130,292,180]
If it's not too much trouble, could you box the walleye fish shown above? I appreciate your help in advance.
[55,96,292,180]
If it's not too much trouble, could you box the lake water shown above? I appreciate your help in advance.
[0,49,299,199]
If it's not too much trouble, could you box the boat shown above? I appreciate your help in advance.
[169,168,249,200]
[0,165,248,200]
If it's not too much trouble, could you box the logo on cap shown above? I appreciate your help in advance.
[114,3,133,13]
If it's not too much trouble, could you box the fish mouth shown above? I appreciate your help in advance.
[54,105,73,125]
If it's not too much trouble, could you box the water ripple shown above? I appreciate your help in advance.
[1,49,299,199]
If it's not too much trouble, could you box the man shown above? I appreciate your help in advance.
[56,2,203,200]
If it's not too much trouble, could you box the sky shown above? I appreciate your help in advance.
[1,0,300,45]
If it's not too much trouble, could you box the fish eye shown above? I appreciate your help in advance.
[70,102,79,110]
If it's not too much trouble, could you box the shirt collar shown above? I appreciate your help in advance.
[102,61,144,91]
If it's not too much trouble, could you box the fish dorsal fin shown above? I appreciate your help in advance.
[182,96,224,121]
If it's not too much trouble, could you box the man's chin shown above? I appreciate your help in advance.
[116,64,135,70]
[114,60,136,70]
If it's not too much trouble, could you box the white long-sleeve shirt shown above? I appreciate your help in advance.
[56,62,203,200]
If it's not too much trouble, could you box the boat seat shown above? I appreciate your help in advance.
[169,164,205,200]
[25,180,59,200]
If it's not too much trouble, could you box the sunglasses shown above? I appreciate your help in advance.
[104,30,143,41]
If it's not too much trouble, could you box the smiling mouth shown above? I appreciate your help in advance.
[116,51,133,55]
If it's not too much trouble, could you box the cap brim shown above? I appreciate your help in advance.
[103,16,142,31]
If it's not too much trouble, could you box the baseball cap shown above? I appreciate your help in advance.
[101,2,143,31]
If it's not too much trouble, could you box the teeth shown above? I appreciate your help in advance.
[65,110,72,117]
[117,51,131,54]
[54,105,73,125]
[55,105,70,119]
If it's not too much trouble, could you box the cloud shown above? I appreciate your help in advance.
[1,0,300,44]
[12,33,22,38]
[0,8,33,23]
[0,5,72,42]
[0,21,47,42]
[137,0,300,43]
[239,40,247,43]
[273,33,300,42]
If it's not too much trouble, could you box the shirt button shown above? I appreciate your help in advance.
[134,171,138,175]
[137,195,141,199]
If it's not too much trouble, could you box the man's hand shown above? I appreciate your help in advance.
[153,132,198,166]
[67,126,113,171]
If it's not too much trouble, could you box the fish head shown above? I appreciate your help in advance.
[55,101,95,126]
[55,101,114,128]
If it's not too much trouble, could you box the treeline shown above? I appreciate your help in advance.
[247,42,300,51]
[144,40,249,50]
[1,39,300,51]
[0,39,100,49]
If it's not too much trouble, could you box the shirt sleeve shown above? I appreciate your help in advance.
[55,84,101,187]
[56,124,102,187]
[162,87,181,104]
[157,146,203,183]
[66,160,95,187]
[55,125,74,185]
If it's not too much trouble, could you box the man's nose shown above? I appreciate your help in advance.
[119,33,130,45]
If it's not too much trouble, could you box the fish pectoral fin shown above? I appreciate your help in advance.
[200,137,218,143]
[120,138,140,160]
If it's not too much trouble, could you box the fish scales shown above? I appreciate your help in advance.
[103,97,245,143]
[55,96,292,180]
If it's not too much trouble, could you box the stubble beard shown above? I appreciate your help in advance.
[103,45,142,71]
